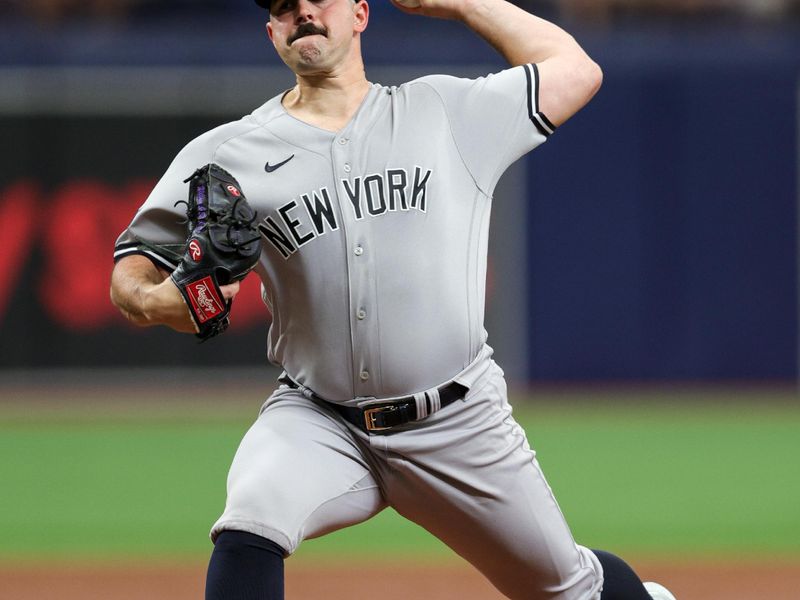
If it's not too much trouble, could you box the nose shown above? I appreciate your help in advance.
[293,0,315,22]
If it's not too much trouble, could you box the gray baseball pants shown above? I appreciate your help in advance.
[211,357,603,600]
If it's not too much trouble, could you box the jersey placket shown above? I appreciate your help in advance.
[332,133,382,398]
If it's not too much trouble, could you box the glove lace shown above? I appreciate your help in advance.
[214,196,261,254]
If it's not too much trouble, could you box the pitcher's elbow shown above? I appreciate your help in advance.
[583,58,603,101]
[109,282,146,327]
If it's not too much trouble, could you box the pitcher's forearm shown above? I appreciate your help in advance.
[110,255,161,324]
[403,0,602,126]
[459,0,587,67]
[110,255,196,332]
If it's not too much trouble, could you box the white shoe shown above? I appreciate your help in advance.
[643,581,677,600]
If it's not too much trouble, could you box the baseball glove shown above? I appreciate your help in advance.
[171,163,262,341]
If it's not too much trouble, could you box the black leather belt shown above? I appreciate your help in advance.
[280,377,467,433]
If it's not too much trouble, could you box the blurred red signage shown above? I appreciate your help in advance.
[0,179,268,331]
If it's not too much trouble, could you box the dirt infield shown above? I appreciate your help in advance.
[1,559,797,600]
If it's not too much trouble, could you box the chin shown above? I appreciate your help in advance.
[286,38,322,64]
[297,46,324,65]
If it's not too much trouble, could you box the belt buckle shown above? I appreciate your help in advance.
[363,405,395,432]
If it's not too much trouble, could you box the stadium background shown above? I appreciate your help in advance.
[1,1,799,598]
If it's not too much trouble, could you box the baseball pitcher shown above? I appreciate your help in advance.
[110,0,676,598]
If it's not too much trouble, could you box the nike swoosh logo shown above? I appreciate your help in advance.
[265,154,295,173]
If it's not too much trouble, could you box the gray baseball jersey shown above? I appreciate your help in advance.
[115,63,553,402]
[115,64,605,599]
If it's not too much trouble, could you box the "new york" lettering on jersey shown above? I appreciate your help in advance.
[258,167,433,259]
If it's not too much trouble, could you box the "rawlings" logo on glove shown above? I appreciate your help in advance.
[185,277,225,323]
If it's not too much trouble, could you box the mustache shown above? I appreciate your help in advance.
[288,22,328,45]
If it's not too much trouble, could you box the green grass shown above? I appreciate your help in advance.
[1,393,798,562]
[521,401,800,556]
[0,422,242,560]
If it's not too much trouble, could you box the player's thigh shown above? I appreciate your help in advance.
[383,365,602,600]
[212,387,385,554]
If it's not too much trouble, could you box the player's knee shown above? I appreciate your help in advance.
[522,549,603,600]
[213,529,286,558]
[496,561,602,600]
[206,530,286,600]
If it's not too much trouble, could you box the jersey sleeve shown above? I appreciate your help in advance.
[415,64,555,195]
[113,133,217,270]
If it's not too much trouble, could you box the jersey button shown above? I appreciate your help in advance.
[359,370,370,382]
[357,309,366,320]
[338,138,348,145]
[343,163,352,173]
[354,245,363,256]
